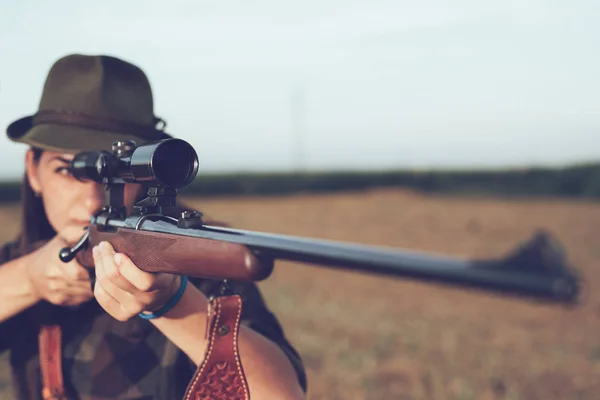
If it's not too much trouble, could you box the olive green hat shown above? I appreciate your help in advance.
[6,53,172,153]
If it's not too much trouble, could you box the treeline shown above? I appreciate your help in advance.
[0,163,599,203]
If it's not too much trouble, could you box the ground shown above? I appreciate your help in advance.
[1,189,599,399]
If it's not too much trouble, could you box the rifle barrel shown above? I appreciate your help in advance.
[130,219,579,304]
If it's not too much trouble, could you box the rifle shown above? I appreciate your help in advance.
[58,138,582,305]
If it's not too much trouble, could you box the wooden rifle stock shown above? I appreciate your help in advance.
[78,224,272,281]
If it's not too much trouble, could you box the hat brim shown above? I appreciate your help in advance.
[7,117,171,154]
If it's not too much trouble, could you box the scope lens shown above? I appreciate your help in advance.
[70,151,113,183]
[151,139,199,188]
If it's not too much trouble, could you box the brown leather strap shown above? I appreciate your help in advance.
[38,325,67,400]
[183,294,250,400]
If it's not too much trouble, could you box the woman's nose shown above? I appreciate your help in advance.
[82,182,105,214]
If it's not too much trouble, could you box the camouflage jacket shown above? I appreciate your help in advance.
[0,240,307,400]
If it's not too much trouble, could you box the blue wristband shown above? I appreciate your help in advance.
[138,276,189,320]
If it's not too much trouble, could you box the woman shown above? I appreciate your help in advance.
[0,54,307,400]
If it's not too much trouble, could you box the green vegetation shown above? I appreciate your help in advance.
[1,162,599,203]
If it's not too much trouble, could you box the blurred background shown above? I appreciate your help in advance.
[1,1,599,399]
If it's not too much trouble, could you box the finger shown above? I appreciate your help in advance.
[61,287,95,305]
[47,277,68,294]
[47,277,92,298]
[95,242,139,294]
[114,253,181,314]
[48,293,73,306]
[45,263,65,279]
[93,243,147,314]
[64,279,95,295]
[93,244,128,300]
[95,273,135,308]
[59,261,92,282]
[94,280,131,321]
[93,244,105,279]
[114,252,160,293]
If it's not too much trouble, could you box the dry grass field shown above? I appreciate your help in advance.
[1,188,599,399]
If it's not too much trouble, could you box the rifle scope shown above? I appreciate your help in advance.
[70,139,199,188]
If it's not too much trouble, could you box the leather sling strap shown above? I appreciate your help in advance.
[37,295,249,400]
[38,325,67,400]
[184,294,250,400]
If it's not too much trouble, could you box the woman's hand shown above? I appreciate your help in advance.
[27,236,94,306]
[92,241,180,321]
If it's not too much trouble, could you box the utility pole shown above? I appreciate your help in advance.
[291,83,306,173]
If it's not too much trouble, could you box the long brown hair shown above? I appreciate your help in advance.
[18,147,56,255]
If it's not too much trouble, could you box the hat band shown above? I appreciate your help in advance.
[32,110,168,141]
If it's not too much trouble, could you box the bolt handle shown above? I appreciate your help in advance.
[58,229,90,263]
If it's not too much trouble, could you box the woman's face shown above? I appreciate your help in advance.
[25,149,143,244]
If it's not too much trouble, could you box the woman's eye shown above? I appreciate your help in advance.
[55,167,72,176]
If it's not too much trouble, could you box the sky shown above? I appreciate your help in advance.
[0,0,598,180]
